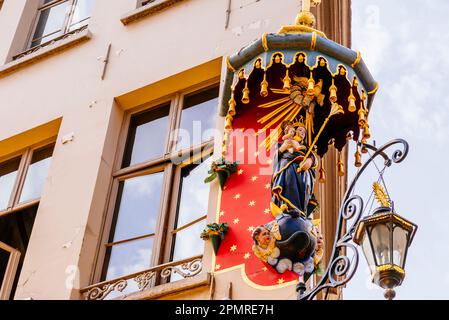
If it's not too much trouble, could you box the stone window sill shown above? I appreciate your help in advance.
[120,0,187,25]
[116,272,211,300]
[0,28,92,78]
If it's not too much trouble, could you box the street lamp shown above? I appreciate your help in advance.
[353,205,417,300]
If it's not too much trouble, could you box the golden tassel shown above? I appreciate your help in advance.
[361,89,367,102]
[348,88,356,112]
[260,73,269,97]
[358,102,367,128]
[329,78,338,103]
[307,73,315,96]
[361,138,368,154]
[337,152,345,177]
[242,81,250,104]
[354,145,362,168]
[225,115,233,130]
[228,92,236,116]
[283,69,291,91]
[318,158,326,183]
[363,124,371,140]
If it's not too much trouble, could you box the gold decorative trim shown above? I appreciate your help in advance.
[213,264,297,291]
[351,51,362,68]
[376,264,405,275]
[226,56,236,73]
[310,32,317,51]
[278,25,327,38]
[368,82,379,95]
[262,32,269,52]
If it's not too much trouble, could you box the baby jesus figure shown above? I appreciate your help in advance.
[281,122,304,154]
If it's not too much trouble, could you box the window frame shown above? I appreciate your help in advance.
[92,80,219,286]
[26,0,93,50]
[0,242,21,300]
[0,139,56,218]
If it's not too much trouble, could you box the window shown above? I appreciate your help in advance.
[0,143,54,300]
[98,86,218,295]
[0,144,54,214]
[29,0,94,49]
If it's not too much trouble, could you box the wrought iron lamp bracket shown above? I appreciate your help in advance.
[299,138,409,300]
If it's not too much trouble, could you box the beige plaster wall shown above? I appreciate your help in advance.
[0,0,306,300]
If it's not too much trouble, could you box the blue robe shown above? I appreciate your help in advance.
[271,142,318,218]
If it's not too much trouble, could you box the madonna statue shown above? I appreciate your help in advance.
[271,119,318,218]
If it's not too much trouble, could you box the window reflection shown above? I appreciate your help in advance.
[122,105,170,168]
[176,87,218,151]
[68,0,94,31]
[31,0,94,48]
[112,172,164,242]
[31,1,69,48]
[0,157,21,211]
[175,155,212,227]
[171,155,212,265]
[19,146,54,204]
[105,237,154,281]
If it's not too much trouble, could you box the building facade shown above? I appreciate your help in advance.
[0,0,350,300]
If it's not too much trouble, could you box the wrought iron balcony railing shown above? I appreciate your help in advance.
[80,255,203,300]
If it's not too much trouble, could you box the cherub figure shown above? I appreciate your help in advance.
[252,222,292,274]
[281,122,303,154]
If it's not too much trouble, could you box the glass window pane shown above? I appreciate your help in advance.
[68,0,94,31]
[111,172,164,242]
[393,226,408,268]
[361,232,376,274]
[104,237,154,281]
[175,155,212,228]
[122,105,170,168]
[0,157,21,211]
[172,220,206,263]
[371,224,391,266]
[176,87,218,151]
[19,146,53,204]
[31,1,69,47]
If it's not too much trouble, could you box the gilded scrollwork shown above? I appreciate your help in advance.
[160,259,203,279]
[134,271,156,291]
[85,279,127,300]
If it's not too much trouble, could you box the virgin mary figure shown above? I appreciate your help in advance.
[270,119,319,218]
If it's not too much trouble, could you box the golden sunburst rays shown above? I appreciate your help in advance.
[257,96,290,108]
[256,99,303,151]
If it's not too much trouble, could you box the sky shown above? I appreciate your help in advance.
[344,0,449,300]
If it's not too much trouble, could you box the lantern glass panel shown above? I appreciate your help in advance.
[393,225,408,268]
[370,224,391,266]
[361,232,376,273]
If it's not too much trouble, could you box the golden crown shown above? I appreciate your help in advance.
[292,116,306,129]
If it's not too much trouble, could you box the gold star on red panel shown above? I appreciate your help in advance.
[244,253,251,259]
[251,176,258,182]
[215,264,221,270]
[262,267,268,272]
[249,201,256,207]
[264,208,271,215]
[233,218,240,224]
[219,210,225,217]
[277,278,285,284]
[230,245,237,252]
[234,193,241,200]
[247,226,255,232]
[237,169,244,175]
[265,184,271,189]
